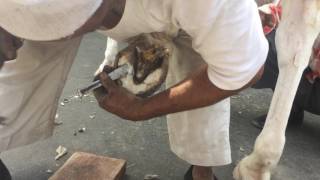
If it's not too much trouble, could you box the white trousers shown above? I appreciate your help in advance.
[0,37,82,152]
[166,32,231,166]
[101,32,232,166]
[0,34,231,167]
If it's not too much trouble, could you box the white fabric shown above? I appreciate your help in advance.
[0,0,267,166]
[0,38,82,152]
[101,31,231,166]
[166,32,231,166]
[99,0,268,166]
[0,0,102,41]
[103,0,269,90]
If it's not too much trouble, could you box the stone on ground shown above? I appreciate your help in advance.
[49,152,126,180]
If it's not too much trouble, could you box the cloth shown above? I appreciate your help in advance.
[258,2,282,35]
[99,0,268,166]
[101,31,231,166]
[0,37,82,152]
[166,31,231,166]
[0,0,268,164]
[0,0,102,41]
[102,0,268,90]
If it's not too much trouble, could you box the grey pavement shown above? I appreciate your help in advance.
[2,33,320,180]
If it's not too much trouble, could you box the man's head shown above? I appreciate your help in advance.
[0,0,118,41]
[0,0,124,68]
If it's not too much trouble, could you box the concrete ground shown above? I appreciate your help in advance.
[2,33,320,180]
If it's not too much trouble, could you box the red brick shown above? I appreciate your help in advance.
[50,152,126,180]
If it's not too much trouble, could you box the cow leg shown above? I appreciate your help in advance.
[233,0,320,179]
[95,37,121,76]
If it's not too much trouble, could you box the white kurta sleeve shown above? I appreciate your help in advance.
[173,0,269,90]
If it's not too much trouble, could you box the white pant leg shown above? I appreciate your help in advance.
[0,37,82,152]
[99,33,232,166]
[166,31,231,166]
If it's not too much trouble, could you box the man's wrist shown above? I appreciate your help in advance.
[134,98,154,121]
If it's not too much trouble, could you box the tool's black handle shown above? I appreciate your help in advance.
[79,80,102,95]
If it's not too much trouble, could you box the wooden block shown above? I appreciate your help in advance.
[49,152,126,180]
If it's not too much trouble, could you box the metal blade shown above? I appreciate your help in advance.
[79,64,129,95]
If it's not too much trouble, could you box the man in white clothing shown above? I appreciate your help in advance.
[0,0,268,179]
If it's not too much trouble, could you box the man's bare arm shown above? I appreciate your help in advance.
[138,64,264,120]
[97,63,264,121]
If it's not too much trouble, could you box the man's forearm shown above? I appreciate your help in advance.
[139,64,264,120]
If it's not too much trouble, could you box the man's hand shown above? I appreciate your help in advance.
[95,64,264,122]
[0,27,23,68]
[94,71,146,121]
